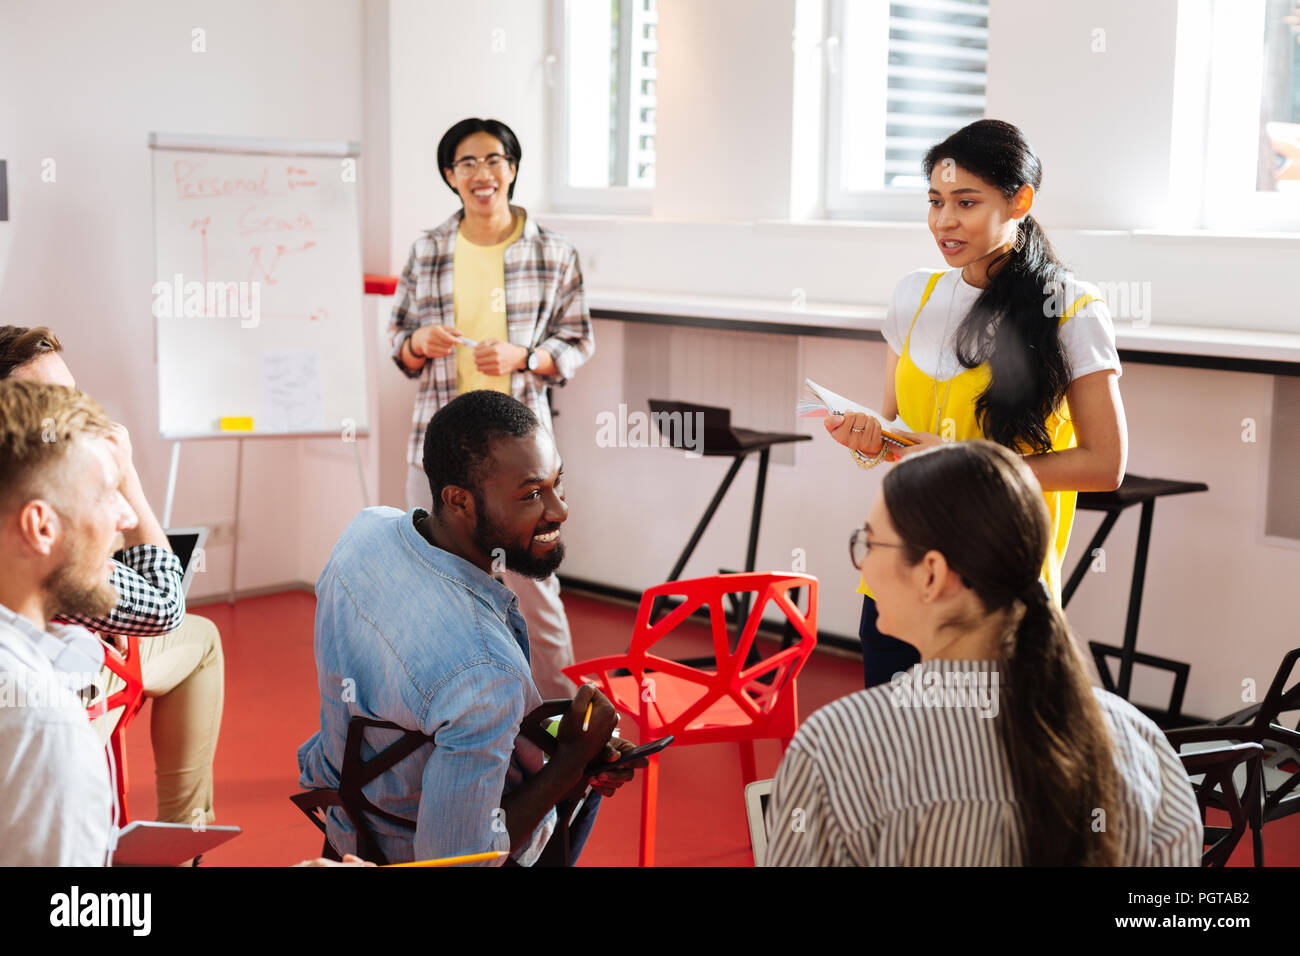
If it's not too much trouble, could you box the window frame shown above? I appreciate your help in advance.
[547,0,655,215]
[1176,0,1300,233]
[822,0,989,222]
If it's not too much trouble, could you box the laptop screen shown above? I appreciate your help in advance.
[164,527,209,596]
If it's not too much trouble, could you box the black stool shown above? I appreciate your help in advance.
[645,400,810,651]
[1063,474,1208,726]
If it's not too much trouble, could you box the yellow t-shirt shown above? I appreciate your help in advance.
[453,213,525,395]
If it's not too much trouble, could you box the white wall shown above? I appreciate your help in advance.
[386,0,551,264]
[986,0,1181,230]
[0,0,372,599]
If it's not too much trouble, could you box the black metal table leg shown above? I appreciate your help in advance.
[1062,509,1120,608]
[734,448,770,644]
[649,455,746,624]
[1117,499,1156,699]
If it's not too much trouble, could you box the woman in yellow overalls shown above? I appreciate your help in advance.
[826,120,1128,688]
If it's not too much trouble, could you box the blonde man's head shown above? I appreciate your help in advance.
[0,379,139,624]
[0,379,114,512]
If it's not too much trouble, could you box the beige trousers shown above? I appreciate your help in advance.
[91,613,224,826]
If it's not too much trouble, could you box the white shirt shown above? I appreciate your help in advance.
[0,605,113,866]
[764,659,1201,866]
[882,267,1123,385]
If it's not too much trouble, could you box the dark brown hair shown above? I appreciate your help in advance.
[0,325,63,380]
[923,120,1073,454]
[882,440,1120,865]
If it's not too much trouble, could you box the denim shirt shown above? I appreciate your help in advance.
[297,507,554,866]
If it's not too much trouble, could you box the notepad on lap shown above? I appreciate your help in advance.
[798,378,917,448]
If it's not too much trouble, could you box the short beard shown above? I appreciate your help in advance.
[505,540,565,580]
[45,561,118,621]
[470,496,565,581]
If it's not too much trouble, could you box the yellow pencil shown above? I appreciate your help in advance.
[582,699,594,732]
[384,850,508,867]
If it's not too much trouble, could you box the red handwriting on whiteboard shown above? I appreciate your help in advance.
[190,217,212,290]
[261,307,329,322]
[174,160,274,200]
[237,205,319,236]
[286,166,318,190]
[247,241,316,285]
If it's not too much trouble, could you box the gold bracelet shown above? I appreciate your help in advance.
[850,445,888,470]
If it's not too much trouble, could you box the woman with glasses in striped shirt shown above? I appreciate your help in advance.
[765,440,1200,866]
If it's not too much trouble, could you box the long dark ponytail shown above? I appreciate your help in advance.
[923,120,1073,454]
[881,440,1120,865]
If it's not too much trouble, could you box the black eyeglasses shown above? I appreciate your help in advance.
[849,528,905,570]
[452,153,511,176]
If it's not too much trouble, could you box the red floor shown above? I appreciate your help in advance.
[122,589,1299,867]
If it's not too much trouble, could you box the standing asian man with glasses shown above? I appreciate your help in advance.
[387,118,595,699]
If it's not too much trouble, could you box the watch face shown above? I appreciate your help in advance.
[527,351,539,371]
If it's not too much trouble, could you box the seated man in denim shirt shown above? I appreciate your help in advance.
[298,390,640,865]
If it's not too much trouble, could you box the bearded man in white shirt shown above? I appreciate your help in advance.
[0,378,137,866]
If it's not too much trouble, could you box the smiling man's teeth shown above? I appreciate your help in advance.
[533,529,559,543]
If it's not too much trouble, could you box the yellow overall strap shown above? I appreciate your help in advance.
[1059,293,1096,325]
[903,271,947,353]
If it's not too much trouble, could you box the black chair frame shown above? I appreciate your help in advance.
[290,716,435,866]
[1162,647,1300,865]
[1165,736,1264,866]
[292,705,585,867]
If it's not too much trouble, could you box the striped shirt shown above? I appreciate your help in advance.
[764,659,1201,866]
[387,205,595,465]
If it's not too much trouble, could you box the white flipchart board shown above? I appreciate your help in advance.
[149,133,368,439]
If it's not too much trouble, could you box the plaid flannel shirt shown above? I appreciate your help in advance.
[56,544,186,637]
[388,205,594,465]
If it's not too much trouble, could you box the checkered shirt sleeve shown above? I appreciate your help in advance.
[56,545,186,636]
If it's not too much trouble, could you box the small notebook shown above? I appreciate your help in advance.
[797,379,918,448]
[111,821,242,866]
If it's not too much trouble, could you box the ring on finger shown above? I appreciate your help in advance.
[850,426,865,433]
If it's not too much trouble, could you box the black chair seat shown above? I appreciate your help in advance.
[1077,474,1208,510]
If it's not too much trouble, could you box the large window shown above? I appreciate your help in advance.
[825,0,989,218]
[550,0,657,211]
[1181,0,1300,231]
[1256,0,1300,193]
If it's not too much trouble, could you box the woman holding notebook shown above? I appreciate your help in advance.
[825,119,1127,688]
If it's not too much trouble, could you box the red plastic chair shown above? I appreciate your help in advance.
[85,633,145,824]
[563,572,817,866]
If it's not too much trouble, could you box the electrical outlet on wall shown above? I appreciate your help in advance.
[204,521,235,545]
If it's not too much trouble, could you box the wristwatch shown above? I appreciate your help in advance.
[525,347,541,372]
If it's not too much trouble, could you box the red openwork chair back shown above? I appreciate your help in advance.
[563,572,817,866]
[567,572,818,746]
[85,633,144,823]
